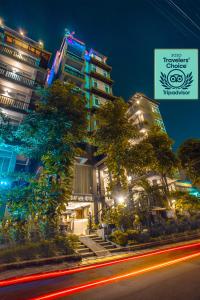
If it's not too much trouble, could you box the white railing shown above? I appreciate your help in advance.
[0,94,29,111]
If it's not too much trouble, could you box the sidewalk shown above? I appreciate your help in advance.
[1,238,200,281]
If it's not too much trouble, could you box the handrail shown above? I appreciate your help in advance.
[0,66,35,87]
[0,94,29,111]
[0,44,40,67]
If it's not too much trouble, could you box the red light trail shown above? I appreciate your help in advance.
[0,241,200,287]
[30,251,200,300]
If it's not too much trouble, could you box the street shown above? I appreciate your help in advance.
[1,241,200,300]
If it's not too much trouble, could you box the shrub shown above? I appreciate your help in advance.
[150,226,164,238]
[177,217,191,232]
[110,230,128,246]
[190,216,200,230]
[136,231,150,243]
[164,220,178,235]
[126,229,140,241]
[0,236,77,264]
[53,235,77,255]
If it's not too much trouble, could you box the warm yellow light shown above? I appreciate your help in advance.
[136,100,140,104]
[0,18,3,26]
[19,30,24,36]
[39,40,44,47]
[117,196,125,204]
[128,175,132,182]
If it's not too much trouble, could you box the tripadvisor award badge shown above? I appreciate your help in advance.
[154,49,198,100]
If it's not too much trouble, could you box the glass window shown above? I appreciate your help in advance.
[105,85,110,93]
[94,97,99,106]
[92,65,96,72]
[93,80,98,88]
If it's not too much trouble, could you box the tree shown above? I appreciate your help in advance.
[2,80,88,239]
[171,191,200,215]
[94,97,139,196]
[145,127,179,206]
[178,139,200,187]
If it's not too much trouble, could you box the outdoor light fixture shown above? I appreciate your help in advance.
[136,100,140,104]
[4,90,9,97]
[117,195,125,204]
[19,30,24,36]
[39,40,44,47]
[127,175,132,182]
[0,18,3,27]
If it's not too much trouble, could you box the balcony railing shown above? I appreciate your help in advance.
[91,86,115,101]
[90,70,113,85]
[67,51,84,64]
[0,66,35,88]
[0,44,40,68]
[64,66,85,80]
[0,94,29,111]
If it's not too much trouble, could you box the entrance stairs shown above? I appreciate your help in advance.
[76,234,122,258]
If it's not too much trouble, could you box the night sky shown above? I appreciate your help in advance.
[1,0,200,149]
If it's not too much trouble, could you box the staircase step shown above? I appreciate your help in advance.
[77,245,88,250]
[99,242,111,246]
[103,244,116,249]
[77,248,93,254]
[109,248,123,253]
[91,237,103,242]
[81,252,97,258]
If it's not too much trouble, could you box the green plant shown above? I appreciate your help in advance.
[136,231,150,243]
[126,229,140,241]
[110,230,128,246]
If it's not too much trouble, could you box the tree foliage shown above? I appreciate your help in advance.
[1,80,88,240]
[178,139,200,187]
[94,98,139,190]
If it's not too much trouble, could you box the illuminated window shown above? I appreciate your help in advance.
[103,71,108,78]
[105,84,110,93]
[93,80,98,88]
[94,96,99,106]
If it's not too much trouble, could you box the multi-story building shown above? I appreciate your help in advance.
[0,22,51,174]
[96,93,172,213]
[48,30,114,234]
[48,29,114,132]
[127,92,166,134]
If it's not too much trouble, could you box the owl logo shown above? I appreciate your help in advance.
[160,69,193,89]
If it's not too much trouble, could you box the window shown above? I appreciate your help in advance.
[105,85,110,94]
[93,80,98,88]
[152,105,160,114]
[103,71,108,78]
[94,97,99,106]
[91,65,96,72]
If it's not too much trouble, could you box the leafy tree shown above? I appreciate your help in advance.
[94,98,139,194]
[178,139,200,187]
[145,127,179,206]
[1,80,88,239]
[171,191,200,215]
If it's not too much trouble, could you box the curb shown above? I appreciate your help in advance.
[0,254,82,272]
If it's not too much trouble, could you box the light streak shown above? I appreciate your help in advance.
[0,241,200,287]
[0,242,200,287]
[31,251,200,300]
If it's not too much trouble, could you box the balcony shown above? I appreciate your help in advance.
[90,70,113,85]
[90,86,115,101]
[0,44,40,68]
[0,94,29,112]
[0,66,35,88]
[64,65,85,81]
[90,56,112,72]
[67,51,84,64]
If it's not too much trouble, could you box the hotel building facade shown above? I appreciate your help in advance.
[48,30,114,234]
[0,23,51,174]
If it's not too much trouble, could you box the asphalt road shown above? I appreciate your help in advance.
[1,242,200,300]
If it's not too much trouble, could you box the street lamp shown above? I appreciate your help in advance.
[117,195,125,204]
